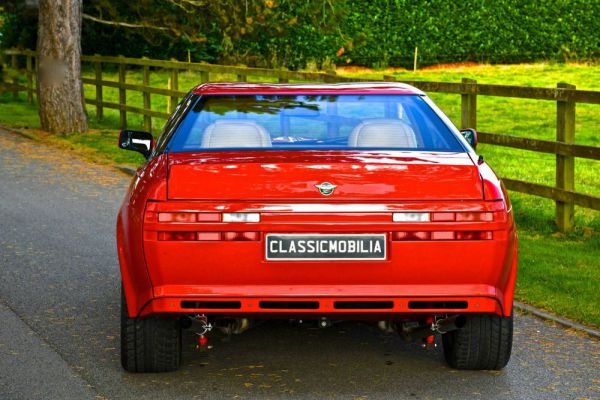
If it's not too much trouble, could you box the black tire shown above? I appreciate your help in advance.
[121,288,182,372]
[442,314,513,370]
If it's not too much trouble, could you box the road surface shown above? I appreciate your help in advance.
[0,128,598,399]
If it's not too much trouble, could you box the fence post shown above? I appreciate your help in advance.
[26,55,33,103]
[0,51,5,95]
[461,78,477,129]
[170,68,179,111]
[94,58,103,120]
[118,59,127,128]
[11,54,18,100]
[555,82,576,232]
[143,65,152,133]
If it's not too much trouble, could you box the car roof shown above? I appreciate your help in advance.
[191,82,424,96]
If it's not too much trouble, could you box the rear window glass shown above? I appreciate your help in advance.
[167,94,464,152]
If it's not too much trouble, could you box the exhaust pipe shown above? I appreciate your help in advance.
[218,318,252,336]
[401,315,467,342]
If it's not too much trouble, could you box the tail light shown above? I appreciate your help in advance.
[431,212,494,222]
[393,231,492,241]
[222,231,260,241]
[431,231,455,240]
[158,212,197,223]
[393,231,431,240]
[392,212,494,222]
[455,231,493,240]
[156,212,222,222]
[158,231,260,241]
[158,231,196,241]
[197,232,221,241]
[153,210,261,241]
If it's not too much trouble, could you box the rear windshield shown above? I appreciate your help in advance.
[167,94,464,152]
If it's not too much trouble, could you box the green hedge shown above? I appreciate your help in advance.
[341,0,600,67]
[2,0,599,68]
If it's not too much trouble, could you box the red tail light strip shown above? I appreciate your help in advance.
[154,211,494,223]
[157,231,491,241]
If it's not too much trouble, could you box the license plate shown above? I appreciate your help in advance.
[265,234,387,261]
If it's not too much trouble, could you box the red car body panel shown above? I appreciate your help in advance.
[167,151,483,201]
[117,83,518,321]
[191,82,422,96]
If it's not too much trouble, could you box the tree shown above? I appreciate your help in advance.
[37,0,87,134]
[81,0,346,68]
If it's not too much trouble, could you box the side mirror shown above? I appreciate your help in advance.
[460,128,478,150]
[118,130,154,158]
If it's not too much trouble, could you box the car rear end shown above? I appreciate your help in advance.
[141,152,515,320]
[118,84,517,372]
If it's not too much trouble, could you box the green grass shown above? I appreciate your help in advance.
[1,62,598,327]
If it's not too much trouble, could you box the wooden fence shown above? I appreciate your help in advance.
[1,48,599,232]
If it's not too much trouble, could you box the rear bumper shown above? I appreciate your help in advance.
[119,201,518,319]
[138,284,504,317]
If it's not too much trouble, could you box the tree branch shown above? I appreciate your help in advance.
[165,0,209,13]
[82,13,206,43]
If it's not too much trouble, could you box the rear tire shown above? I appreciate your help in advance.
[121,288,182,372]
[442,314,513,370]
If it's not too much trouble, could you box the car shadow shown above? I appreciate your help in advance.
[156,319,513,398]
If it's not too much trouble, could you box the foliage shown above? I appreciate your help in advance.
[1,0,599,68]
[0,2,36,51]
[80,0,346,69]
[342,0,600,67]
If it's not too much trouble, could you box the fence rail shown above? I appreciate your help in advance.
[1,49,598,232]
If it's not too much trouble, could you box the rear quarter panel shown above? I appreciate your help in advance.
[117,154,168,317]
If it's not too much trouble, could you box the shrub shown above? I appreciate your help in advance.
[1,0,598,68]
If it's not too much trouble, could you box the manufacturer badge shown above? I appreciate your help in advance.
[315,182,337,196]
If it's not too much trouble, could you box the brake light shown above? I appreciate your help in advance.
[393,231,430,240]
[393,231,492,241]
[158,212,197,223]
[223,231,259,241]
[197,213,221,222]
[158,231,196,241]
[431,212,455,222]
[197,232,221,241]
[431,231,454,240]
[431,212,494,222]
[456,212,493,222]
[157,212,221,222]
[157,231,260,241]
[455,231,493,240]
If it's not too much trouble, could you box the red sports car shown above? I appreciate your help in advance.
[117,82,517,372]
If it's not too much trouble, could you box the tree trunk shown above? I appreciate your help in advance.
[37,0,87,134]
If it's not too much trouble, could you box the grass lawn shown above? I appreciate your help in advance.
[1,62,598,327]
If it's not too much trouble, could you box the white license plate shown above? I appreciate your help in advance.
[265,234,387,261]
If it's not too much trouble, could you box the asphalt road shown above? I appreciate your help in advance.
[0,127,599,400]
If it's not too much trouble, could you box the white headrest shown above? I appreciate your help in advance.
[202,120,272,148]
[348,119,417,148]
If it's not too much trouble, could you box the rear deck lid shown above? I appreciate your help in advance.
[167,151,483,201]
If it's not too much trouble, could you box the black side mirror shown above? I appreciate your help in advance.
[118,130,154,158]
[460,128,478,150]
